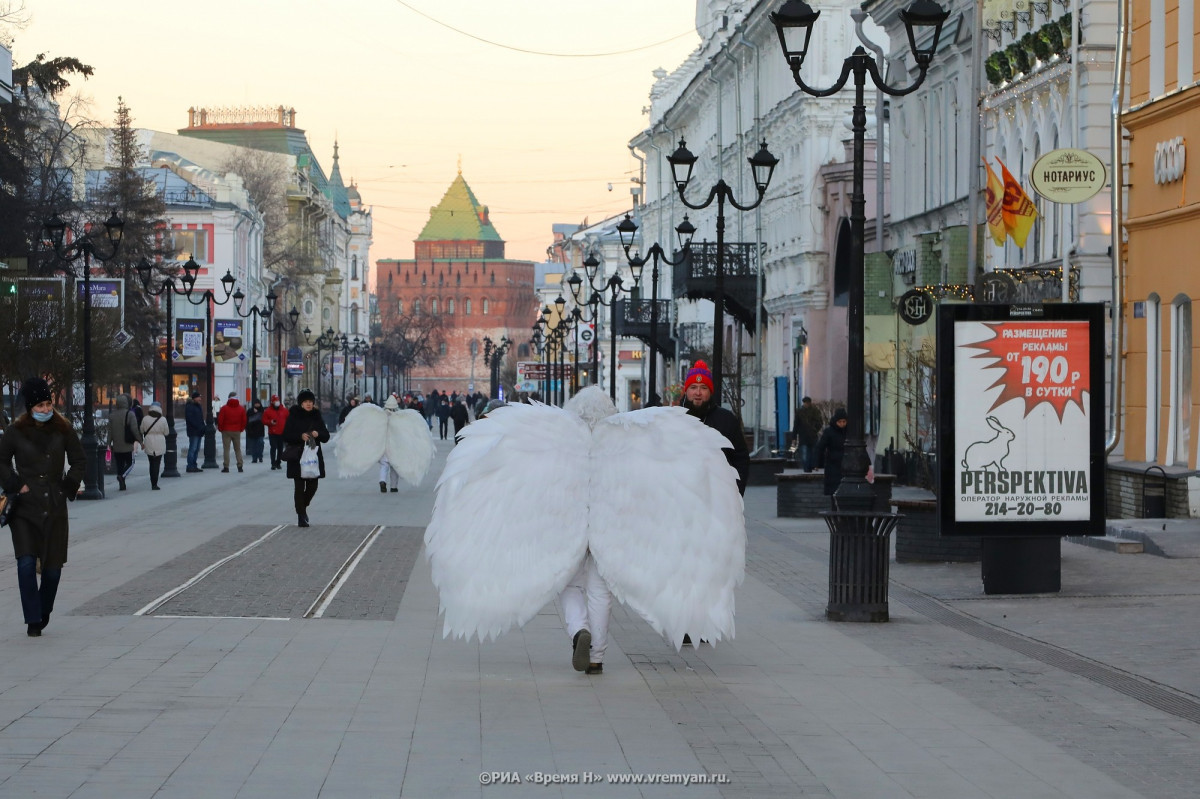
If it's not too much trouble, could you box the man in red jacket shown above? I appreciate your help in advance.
[262,394,290,470]
[216,391,247,473]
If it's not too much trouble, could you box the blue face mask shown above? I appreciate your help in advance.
[32,410,53,423]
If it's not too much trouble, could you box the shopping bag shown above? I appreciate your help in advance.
[299,443,321,479]
[0,492,16,527]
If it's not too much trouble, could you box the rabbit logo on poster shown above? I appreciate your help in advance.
[961,416,1015,472]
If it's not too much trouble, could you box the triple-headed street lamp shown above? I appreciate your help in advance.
[771,0,948,510]
[338,333,367,404]
[232,287,300,404]
[616,214,696,407]
[571,253,642,404]
[305,326,338,409]
[666,137,777,401]
[483,335,510,400]
[44,210,124,500]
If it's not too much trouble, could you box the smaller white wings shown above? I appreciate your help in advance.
[425,402,591,642]
[334,404,435,486]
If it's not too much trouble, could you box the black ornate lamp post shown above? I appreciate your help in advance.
[305,326,337,408]
[772,0,948,510]
[617,214,696,406]
[233,288,299,406]
[666,138,777,401]
[576,253,642,403]
[483,335,510,400]
[136,257,191,479]
[44,210,124,499]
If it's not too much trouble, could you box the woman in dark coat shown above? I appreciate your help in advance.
[245,399,266,464]
[815,408,849,497]
[282,388,329,527]
[0,378,84,636]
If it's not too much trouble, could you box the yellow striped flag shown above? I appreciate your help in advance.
[982,158,1007,246]
[997,157,1039,249]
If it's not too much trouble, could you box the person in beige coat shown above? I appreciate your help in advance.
[139,403,169,490]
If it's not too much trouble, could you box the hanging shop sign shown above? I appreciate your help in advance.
[175,319,205,364]
[1030,148,1107,204]
[975,271,1019,304]
[898,289,935,326]
[213,320,244,362]
[936,303,1105,537]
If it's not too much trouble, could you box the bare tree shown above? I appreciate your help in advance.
[220,147,298,278]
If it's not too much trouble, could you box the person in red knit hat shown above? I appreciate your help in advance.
[681,361,748,496]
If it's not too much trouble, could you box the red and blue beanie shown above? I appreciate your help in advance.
[683,360,714,392]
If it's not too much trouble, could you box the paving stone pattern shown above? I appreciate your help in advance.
[318,526,424,620]
[748,523,1200,799]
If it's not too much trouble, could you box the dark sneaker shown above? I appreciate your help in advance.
[380,481,387,493]
[27,624,41,637]
[390,488,398,492]
[585,663,603,675]
[682,634,693,647]
[572,629,591,672]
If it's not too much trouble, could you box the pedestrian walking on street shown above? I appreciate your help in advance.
[424,386,746,673]
[184,392,205,472]
[139,402,168,490]
[0,377,84,637]
[333,394,434,493]
[338,396,358,428]
[436,397,451,440]
[681,361,749,496]
[816,408,848,500]
[245,399,265,464]
[449,398,469,441]
[263,395,288,470]
[109,393,142,492]
[792,396,823,473]
[283,389,329,527]
[217,391,247,473]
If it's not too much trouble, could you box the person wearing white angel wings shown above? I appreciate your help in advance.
[333,394,436,491]
[424,386,746,675]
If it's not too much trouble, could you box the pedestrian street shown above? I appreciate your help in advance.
[0,436,1198,798]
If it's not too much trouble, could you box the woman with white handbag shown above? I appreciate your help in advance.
[282,389,329,527]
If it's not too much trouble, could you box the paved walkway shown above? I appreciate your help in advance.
[0,439,1197,797]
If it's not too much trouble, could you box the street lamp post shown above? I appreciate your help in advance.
[305,327,337,409]
[772,0,948,510]
[666,138,777,401]
[233,288,300,405]
[617,214,696,406]
[136,258,192,479]
[45,210,124,499]
[575,254,641,404]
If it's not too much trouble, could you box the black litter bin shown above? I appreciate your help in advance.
[823,510,900,622]
[1143,465,1167,518]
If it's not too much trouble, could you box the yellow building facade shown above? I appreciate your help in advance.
[1124,0,1200,472]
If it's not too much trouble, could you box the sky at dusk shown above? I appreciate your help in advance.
[13,0,700,272]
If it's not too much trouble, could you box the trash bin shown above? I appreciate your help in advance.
[823,510,900,622]
[1143,465,1167,518]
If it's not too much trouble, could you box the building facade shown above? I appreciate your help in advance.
[1121,0,1200,513]
[375,172,536,396]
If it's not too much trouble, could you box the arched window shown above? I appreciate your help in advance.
[465,299,472,315]
[304,299,314,315]
[430,298,438,315]
[1168,295,1192,465]
[446,298,454,315]
[439,342,447,357]
[482,298,490,315]
[1146,294,1161,461]
[351,255,358,280]
[412,298,421,315]
[350,303,359,334]
[397,299,403,315]
[421,274,427,287]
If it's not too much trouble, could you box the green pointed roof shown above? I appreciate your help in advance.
[325,140,352,219]
[417,173,503,242]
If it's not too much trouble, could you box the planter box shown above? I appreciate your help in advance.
[777,472,894,517]
[748,458,788,487]
[894,498,982,563]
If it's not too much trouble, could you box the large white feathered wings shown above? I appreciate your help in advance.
[424,394,745,649]
[334,404,436,486]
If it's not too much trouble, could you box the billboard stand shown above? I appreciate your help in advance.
[937,303,1105,595]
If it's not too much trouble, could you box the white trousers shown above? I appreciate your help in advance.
[379,458,399,489]
[560,553,611,663]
